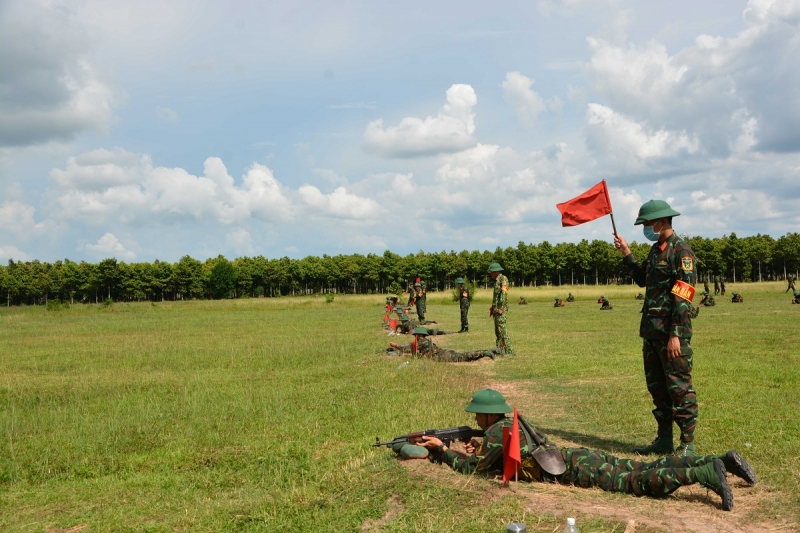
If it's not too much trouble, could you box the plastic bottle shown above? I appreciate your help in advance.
[397,361,409,369]
[562,517,579,533]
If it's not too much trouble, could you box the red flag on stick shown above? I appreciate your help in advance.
[502,407,522,486]
[556,180,613,227]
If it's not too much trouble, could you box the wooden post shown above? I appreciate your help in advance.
[609,212,618,237]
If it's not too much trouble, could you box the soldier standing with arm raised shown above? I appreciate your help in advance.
[614,200,699,456]
[456,277,470,333]
[488,263,514,356]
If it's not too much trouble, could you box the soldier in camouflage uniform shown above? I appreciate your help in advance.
[635,292,644,300]
[394,314,418,334]
[420,281,428,318]
[386,327,497,362]
[554,297,565,307]
[518,296,528,305]
[713,275,720,295]
[566,292,575,302]
[598,295,612,310]
[488,262,514,355]
[614,200,699,456]
[417,389,754,511]
[456,277,470,333]
[699,291,715,307]
[720,278,726,296]
[786,276,796,293]
[412,282,425,321]
[730,292,743,303]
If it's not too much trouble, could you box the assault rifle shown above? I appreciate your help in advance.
[373,425,484,448]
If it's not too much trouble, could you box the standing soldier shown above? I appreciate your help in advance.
[456,277,470,333]
[413,282,425,321]
[614,199,698,456]
[420,281,428,320]
[488,262,514,355]
[720,278,726,296]
[713,275,720,295]
[786,275,796,293]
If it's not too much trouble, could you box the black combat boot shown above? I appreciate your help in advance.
[721,450,757,485]
[696,459,733,511]
[633,435,674,455]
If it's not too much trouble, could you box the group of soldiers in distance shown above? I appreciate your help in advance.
[370,199,787,513]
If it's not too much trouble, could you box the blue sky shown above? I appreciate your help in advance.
[1,0,799,262]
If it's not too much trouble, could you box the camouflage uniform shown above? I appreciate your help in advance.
[420,282,427,316]
[599,297,612,310]
[786,276,796,293]
[433,417,729,497]
[720,279,726,296]
[395,318,419,334]
[492,273,514,355]
[792,290,800,304]
[713,276,720,295]
[623,233,698,446]
[459,284,470,331]
[730,292,743,303]
[566,293,575,302]
[554,298,564,307]
[518,297,528,305]
[415,286,426,321]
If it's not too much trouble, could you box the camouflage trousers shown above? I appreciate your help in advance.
[493,313,514,355]
[430,348,495,363]
[643,338,697,443]
[460,306,469,329]
[415,301,425,321]
[547,448,716,497]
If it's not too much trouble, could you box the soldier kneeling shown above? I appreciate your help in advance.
[518,296,528,305]
[554,297,565,307]
[730,292,743,303]
[566,293,575,302]
[792,290,800,304]
[598,296,612,310]
[635,292,644,300]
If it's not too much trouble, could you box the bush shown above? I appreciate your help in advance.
[103,298,114,307]
[387,281,403,295]
[254,286,265,297]
[325,293,335,304]
[46,298,64,311]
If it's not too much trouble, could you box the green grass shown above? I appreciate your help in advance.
[0,282,797,532]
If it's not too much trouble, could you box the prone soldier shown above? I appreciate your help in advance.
[386,327,497,362]
[699,291,716,307]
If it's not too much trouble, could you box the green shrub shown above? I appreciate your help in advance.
[325,293,335,304]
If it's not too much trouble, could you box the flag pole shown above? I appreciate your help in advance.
[610,212,618,237]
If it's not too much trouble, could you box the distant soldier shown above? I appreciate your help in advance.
[703,280,710,294]
[518,296,528,305]
[699,291,716,307]
[635,293,644,300]
[730,292,743,303]
[714,275,720,295]
[395,315,418,334]
[720,278,726,296]
[792,290,800,304]
[554,297,565,307]
[420,281,428,318]
[786,276,796,294]
[406,281,416,308]
[614,199,698,456]
[456,277,470,333]
[386,327,498,362]
[598,295,612,310]
[690,305,700,319]
[414,282,425,321]
[488,262,514,355]
[566,292,575,302]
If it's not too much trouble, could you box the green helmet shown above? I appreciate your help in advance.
[414,282,421,287]
[600,295,605,299]
[412,327,429,336]
[487,262,504,273]
[464,389,513,414]
[400,315,409,322]
[634,199,681,225]
[455,277,465,285]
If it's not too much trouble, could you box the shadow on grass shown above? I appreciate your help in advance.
[539,427,639,452]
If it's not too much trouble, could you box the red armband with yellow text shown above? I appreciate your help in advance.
[671,280,695,302]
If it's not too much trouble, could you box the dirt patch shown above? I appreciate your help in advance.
[361,495,404,532]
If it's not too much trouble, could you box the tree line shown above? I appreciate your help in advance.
[2,232,799,306]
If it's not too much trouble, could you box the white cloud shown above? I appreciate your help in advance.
[363,84,477,158]
[690,191,733,212]
[0,245,31,262]
[502,71,546,125]
[226,229,255,255]
[84,233,136,260]
[0,0,119,147]
[585,103,699,168]
[298,185,381,219]
[585,0,800,157]
[49,150,292,225]
[0,200,53,239]
[155,106,179,123]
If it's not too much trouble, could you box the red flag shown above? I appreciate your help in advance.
[502,407,522,486]
[556,180,613,227]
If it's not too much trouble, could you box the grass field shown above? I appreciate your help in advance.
[1,282,798,532]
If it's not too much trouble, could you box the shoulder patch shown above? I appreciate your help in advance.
[682,257,694,271]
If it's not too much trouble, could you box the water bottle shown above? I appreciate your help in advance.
[397,361,409,370]
[506,524,526,532]
[562,517,579,533]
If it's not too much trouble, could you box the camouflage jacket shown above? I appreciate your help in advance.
[623,233,697,339]
[435,415,549,476]
[459,286,470,309]
[395,318,418,334]
[492,274,510,312]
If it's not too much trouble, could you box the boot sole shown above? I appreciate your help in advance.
[725,451,757,485]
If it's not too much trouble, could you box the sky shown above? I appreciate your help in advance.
[1,0,799,263]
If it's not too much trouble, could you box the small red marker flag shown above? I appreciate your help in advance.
[556,180,613,227]
[502,407,522,486]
